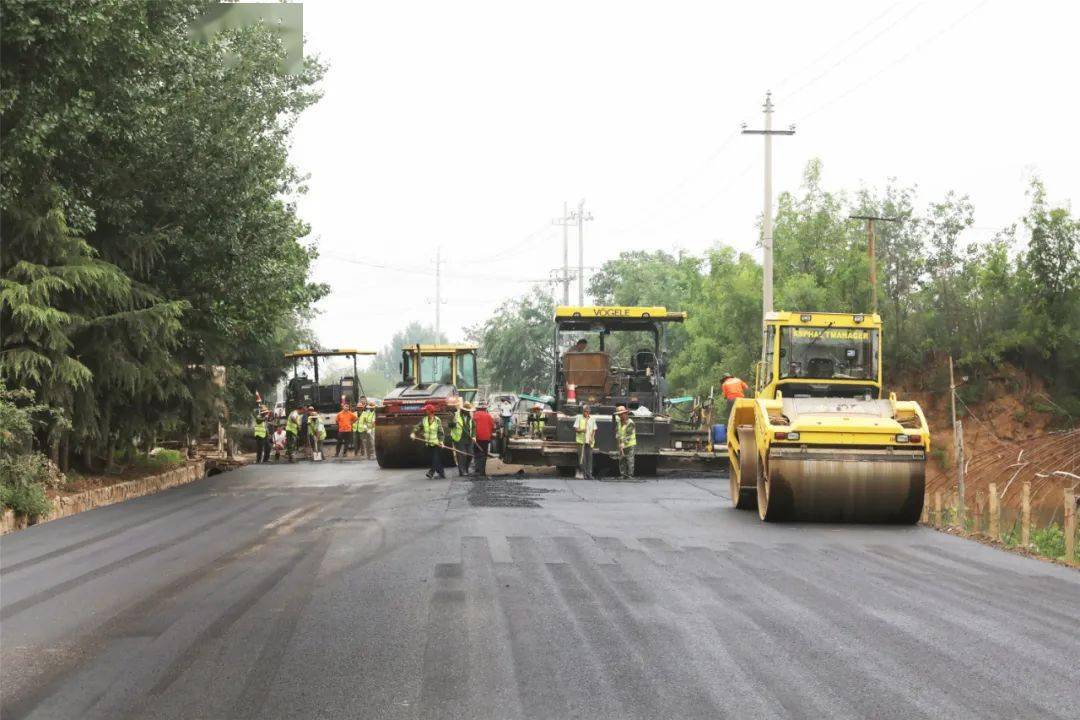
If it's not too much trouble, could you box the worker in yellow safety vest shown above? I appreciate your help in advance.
[615,405,637,480]
[413,404,445,479]
[528,404,546,438]
[253,408,270,464]
[355,402,376,460]
[573,405,598,479]
[284,407,301,463]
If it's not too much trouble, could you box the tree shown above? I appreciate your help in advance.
[371,322,447,385]
[1,1,326,468]
[467,288,555,393]
[588,250,703,359]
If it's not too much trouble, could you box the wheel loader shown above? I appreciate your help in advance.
[374,344,478,468]
[727,311,929,523]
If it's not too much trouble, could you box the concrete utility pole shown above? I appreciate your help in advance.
[552,202,574,305]
[570,199,593,306]
[849,214,899,313]
[742,92,795,323]
[435,245,441,338]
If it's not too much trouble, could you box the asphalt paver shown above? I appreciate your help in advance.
[2,460,1077,719]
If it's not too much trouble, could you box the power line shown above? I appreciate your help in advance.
[793,0,990,124]
[772,0,908,93]
[778,2,926,106]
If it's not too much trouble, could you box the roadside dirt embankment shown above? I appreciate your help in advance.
[898,364,1078,525]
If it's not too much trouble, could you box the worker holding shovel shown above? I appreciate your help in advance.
[413,404,446,479]
[574,405,598,479]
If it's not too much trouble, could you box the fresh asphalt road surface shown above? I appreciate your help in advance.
[2,460,1078,720]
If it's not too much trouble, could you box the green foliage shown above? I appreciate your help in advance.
[467,289,555,393]
[371,322,448,385]
[1,0,326,466]
[1029,523,1067,559]
[0,455,53,517]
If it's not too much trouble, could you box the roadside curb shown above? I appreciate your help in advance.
[1,460,206,536]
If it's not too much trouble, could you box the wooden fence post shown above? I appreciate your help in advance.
[934,491,943,528]
[974,489,984,534]
[988,482,1000,541]
[952,490,960,528]
[1021,481,1031,547]
[1065,489,1077,567]
[921,493,930,524]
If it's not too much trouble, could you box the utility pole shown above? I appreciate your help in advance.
[435,245,442,338]
[849,214,899,314]
[949,355,966,527]
[742,92,795,324]
[552,202,574,305]
[570,199,593,306]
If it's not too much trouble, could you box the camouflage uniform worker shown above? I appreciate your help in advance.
[353,402,376,459]
[615,405,636,479]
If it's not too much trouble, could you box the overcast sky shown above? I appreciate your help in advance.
[290,0,1078,360]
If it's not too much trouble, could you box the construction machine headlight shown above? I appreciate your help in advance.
[774,431,800,441]
[853,314,864,323]
[895,433,922,443]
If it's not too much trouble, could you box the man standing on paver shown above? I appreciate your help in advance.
[574,405,598,479]
[721,373,749,420]
[414,404,446,479]
[615,405,636,479]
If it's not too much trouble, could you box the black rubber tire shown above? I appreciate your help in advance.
[731,427,758,511]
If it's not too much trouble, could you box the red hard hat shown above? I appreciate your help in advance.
[424,404,436,414]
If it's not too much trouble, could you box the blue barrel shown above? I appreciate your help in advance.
[711,424,727,445]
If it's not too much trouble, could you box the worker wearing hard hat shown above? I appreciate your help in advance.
[354,402,376,460]
[472,402,495,477]
[414,404,446,479]
[615,405,637,480]
[574,405,598,479]
[721,374,749,421]
[449,399,475,476]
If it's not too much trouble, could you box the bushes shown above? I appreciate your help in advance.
[0,453,54,518]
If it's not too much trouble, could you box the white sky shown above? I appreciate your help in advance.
[290,0,1079,357]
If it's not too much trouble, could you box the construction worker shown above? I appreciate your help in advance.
[447,399,468,477]
[721,374,749,420]
[335,402,356,457]
[271,424,287,462]
[357,402,376,460]
[499,397,514,439]
[615,405,637,480]
[285,406,301,462]
[308,408,325,459]
[451,399,477,479]
[472,401,495,477]
[574,405,598,479]
[570,338,588,352]
[527,404,545,438]
[253,408,270,463]
[414,404,445,479]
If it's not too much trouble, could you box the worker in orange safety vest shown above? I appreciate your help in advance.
[720,374,749,422]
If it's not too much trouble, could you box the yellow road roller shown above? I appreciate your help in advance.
[727,311,929,523]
